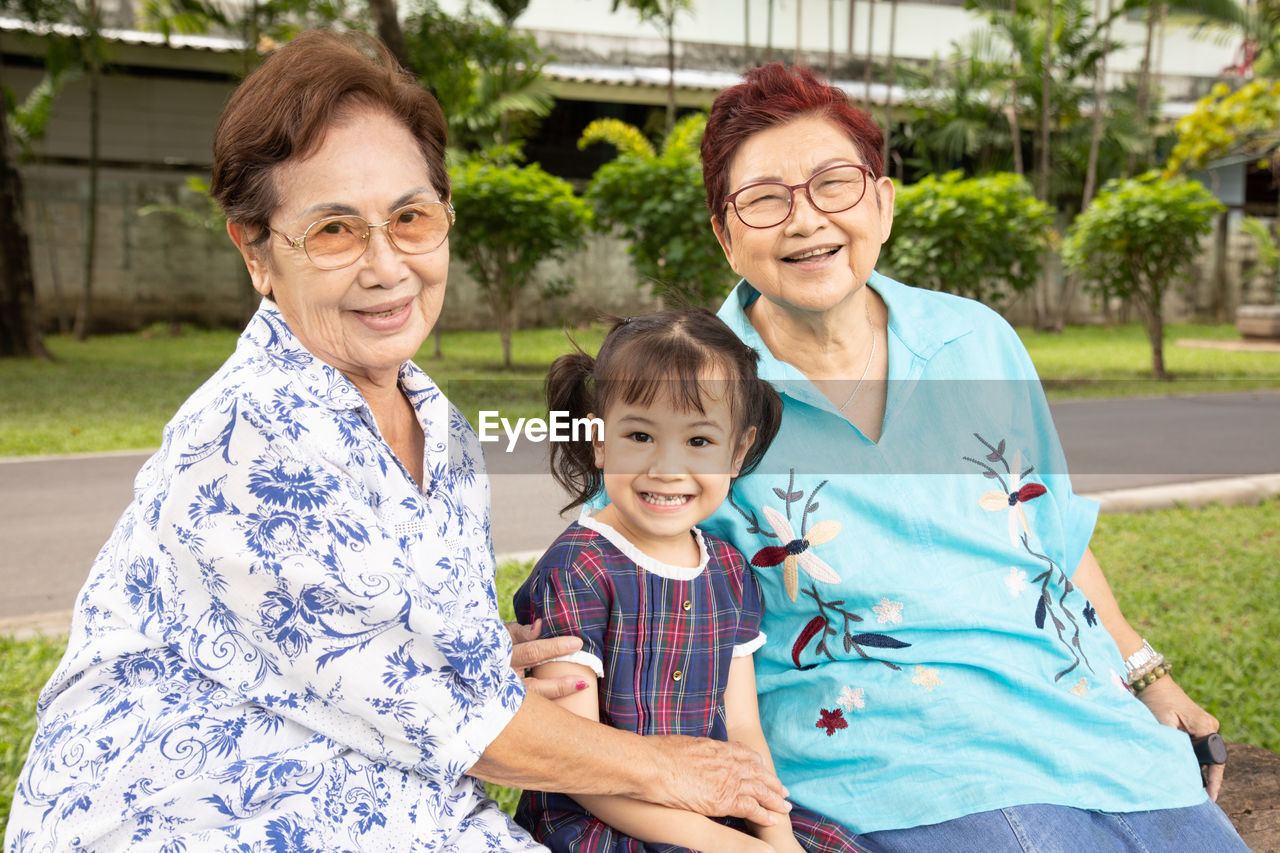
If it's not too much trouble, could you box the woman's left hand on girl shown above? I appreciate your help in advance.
[506,619,589,699]
[1136,676,1224,800]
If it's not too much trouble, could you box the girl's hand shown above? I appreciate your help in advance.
[505,620,587,700]
[1137,676,1224,800]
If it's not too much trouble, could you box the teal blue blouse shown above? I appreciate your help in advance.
[701,272,1206,834]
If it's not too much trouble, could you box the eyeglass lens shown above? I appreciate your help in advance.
[304,202,452,269]
[732,165,868,229]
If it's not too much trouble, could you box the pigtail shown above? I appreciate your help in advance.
[546,347,603,513]
[739,375,783,478]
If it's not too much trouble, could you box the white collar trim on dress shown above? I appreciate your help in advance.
[578,510,709,580]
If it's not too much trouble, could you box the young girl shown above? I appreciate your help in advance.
[513,310,871,853]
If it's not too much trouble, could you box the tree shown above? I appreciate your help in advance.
[1062,172,1222,378]
[1164,78,1280,177]
[610,0,693,132]
[448,157,591,367]
[580,114,733,307]
[0,70,47,358]
[880,171,1054,308]
[404,1,552,153]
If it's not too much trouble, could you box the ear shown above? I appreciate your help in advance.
[711,214,737,275]
[730,424,757,477]
[589,413,605,469]
[874,175,895,245]
[227,221,273,298]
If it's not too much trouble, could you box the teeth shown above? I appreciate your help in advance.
[362,306,402,318]
[642,492,690,506]
[788,247,835,261]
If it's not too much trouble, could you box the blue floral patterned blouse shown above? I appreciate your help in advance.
[701,274,1207,834]
[5,302,539,853]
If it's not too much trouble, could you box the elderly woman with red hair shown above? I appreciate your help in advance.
[698,63,1250,852]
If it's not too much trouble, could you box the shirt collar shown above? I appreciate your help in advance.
[718,270,973,376]
[242,300,399,414]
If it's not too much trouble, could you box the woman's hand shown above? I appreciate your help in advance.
[1137,676,1224,800]
[505,620,587,700]
[646,734,793,827]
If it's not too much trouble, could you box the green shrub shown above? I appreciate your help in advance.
[882,171,1054,308]
[1063,172,1223,379]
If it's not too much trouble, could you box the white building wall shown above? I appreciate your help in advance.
[440,0,1235,102]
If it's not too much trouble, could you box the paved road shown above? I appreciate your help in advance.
[2,391,1278,623]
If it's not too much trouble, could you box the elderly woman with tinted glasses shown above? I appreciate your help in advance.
[697,63,1251,852]
[3,32,794,852]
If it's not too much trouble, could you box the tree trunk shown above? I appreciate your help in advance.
[666,16,677,133]
[74,48,100,341]
[883,0,898,170]
[500,297,518,368]
[827,0,835,76]
[766,0,774,61]
[864,0,875,104]
[1129,0,1159,176]
[1005,103,1024,176]
[1037,0,1053,204]
[794,0,801,63]
[0,65,48,359]
[367,0,411,71]
[1082,0,1110,210]
[1145,297,1167,379]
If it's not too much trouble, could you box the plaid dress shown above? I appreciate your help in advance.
[513,514,870,853]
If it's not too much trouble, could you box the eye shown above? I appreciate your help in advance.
[396,207,422,224]
[687,436,712,448]
[625,431,652,444]
[315,218,360,237]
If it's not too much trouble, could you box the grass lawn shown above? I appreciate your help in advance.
[4,498,1277,836]
[0,321,1276,457]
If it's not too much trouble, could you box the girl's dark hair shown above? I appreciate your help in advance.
[548,308,782,512]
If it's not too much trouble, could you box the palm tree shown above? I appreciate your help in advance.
[612,0,693,132]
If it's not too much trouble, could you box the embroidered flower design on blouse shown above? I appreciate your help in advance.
[1005,567,1029,596]
[791,587,911,671]
[965,434,1096,683]
[1083,602,1098,626]
[976,447,1047,546]
[872,597,903,625]
[752,506,841,602]
[816,707,848,736]
[912,665,942,691]
[1070,678,1090,696]
[838,686,866,712]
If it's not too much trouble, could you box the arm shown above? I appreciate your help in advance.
[474,660,777,851]
[724,655,805,853]
[1072,546,1223,799]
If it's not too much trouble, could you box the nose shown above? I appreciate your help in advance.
[358,224,405,285]
[647,442,687,479]
[783,188,825,234]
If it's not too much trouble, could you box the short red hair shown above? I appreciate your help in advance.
[702,63,884,230]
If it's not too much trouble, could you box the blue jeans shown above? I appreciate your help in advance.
[860,799,1252,853]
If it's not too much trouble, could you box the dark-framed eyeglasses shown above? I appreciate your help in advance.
[725,164,873,229]
[272,200,456,270]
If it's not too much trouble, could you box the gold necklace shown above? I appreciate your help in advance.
[839,300,876,411]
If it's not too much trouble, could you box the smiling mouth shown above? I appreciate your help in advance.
[783,246,840,263]
[641,492,692,507]
[356,304,408,319]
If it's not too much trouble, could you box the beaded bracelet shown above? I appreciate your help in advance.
[1131,661,1174,693]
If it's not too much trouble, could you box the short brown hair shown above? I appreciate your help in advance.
[211,29,448,246]
[702,63,883,232]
